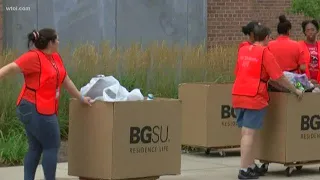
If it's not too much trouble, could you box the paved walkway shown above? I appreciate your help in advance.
[1,152,320,180]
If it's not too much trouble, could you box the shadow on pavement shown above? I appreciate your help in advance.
[184,150,240,158]
[266,168,320,178]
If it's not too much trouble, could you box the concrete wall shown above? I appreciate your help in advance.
[3,0,207,52]
[1,0,312,51]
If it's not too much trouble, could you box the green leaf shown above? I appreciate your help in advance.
[290,0,320,19]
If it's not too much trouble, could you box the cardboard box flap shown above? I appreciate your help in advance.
[68,99,114,179]
[179,83,209,146]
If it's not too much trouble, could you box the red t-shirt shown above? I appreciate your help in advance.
[306,43,319,80]
[268,36,305,73]
[14,51,65,104]
[232,48,283,109]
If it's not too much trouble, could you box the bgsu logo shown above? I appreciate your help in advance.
[301,115,320,130]
[221,105,236,119]
[130,126,169,144]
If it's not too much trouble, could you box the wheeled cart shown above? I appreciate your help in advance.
[179,83,241,157]
[183,145,240,157]
[259,160,320,177]
[255,92,320,177]
[204,146,240,157]
[68,99,181,180]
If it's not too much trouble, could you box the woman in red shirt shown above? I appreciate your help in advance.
[233,24,303,179]
[239,21,261,51]
[0,28,91,180]
[235,21,261,75]
[298,20,320,84]
[268,15,306,73]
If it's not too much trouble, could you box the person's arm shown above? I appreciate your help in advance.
[62,75,83,100]
[299,64,306,72]
[0,62,21,79]
[310,79,319,84]
[63,75,92,105]
[274,75,301,95]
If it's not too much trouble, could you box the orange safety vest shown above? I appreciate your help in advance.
[238,41,252,52]
[16,49,67,115]
[232,45,267,97]
[298,41,320,83]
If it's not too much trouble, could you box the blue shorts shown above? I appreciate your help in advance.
[234,108,267,130]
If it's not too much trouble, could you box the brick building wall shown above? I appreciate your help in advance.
[207,0,308,48]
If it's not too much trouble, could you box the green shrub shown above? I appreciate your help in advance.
[0,130,28,166]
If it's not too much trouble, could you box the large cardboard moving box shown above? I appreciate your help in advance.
[178,83,240,148]
[256,92,320,163]
[68,99,181,179]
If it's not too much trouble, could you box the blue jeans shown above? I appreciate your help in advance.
[16,99,60,180]
[234,108,267,130]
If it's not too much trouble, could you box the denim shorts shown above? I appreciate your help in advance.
[234,108,267,130]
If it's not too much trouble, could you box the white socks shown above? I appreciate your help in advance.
[240,164,256,172]
[240,168,248,172]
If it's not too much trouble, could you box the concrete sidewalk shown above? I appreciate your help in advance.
[1,152,320,180]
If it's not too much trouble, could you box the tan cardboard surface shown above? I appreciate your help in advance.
[68,101,113,179]
[256,92,320,163]
[68,99,181,179]
[111,100,181,179]
[206,84,241,147]
[286,92,320,162]
[179,83,208,147]
[179,83,240,148]
[255,93,288,163]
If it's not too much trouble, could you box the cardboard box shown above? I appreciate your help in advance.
[256,92,320,163]
[178,83,241,148]
[68,98,181,179]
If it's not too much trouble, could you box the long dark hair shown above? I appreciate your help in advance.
[27,28,57,49]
